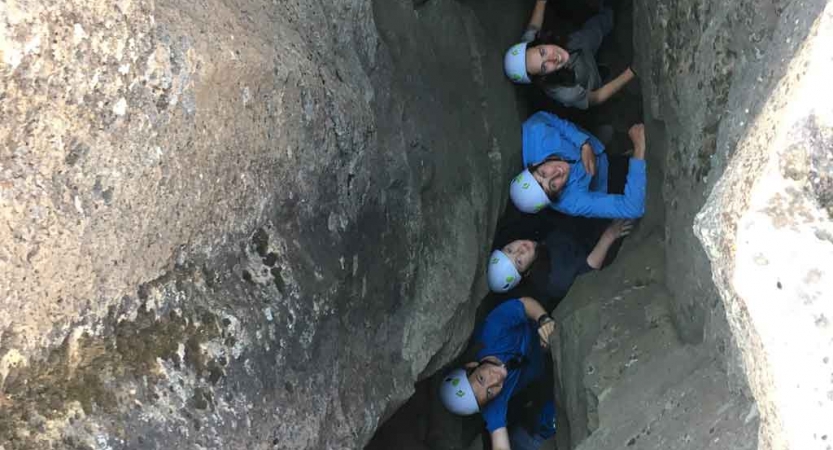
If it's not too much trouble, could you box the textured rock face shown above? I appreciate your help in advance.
[553,234,758,450]
[635,0,833,448]
[0,0,521,448]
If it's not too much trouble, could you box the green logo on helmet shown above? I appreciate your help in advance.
[451,378,460,387]
[506,275,515,283]
[522,182,530,189]
[456,390,465,397]
[491,257,499,265]
[535,202,545,210]
[514,174,523,183]
[512,73,521,81]
[511,48,519,56]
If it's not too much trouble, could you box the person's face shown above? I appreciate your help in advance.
[466,357,508,407]
[532,160,570,199]
[525,44,570,76]
[501,239,537,273]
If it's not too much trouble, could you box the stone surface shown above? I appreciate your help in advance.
[552,230,759,450]
[634,0,833,448]
[692,4,833,450]
[0,0,522,448]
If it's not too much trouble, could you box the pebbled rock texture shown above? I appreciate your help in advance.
[0,0,521,448]
[635,0,833,448]
[553,233,758,450]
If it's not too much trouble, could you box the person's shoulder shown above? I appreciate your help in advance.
[525,110,554,124]
[546,85,586,106]
[521,27,538,43]
[491,298,525,315]
[484,299,526,327]
[481,389,510,430]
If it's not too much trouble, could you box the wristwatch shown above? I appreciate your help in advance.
[537,313,554,327]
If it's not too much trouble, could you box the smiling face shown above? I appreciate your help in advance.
[532,160,571,199]
[525,44,571,76]
[501,239,537,273]
[467,357,508,407]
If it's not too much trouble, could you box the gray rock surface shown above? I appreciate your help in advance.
[692,5,833,450]
[553,237,758,450]
[634,0,833,448]
[0,0,522,448]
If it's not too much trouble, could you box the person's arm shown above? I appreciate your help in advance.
[525,0,549,36]
[581,142,597,176]
[490,428,512,450]
[519,296,547,321]
[586,220,633,269]
[587,67,635,106]
[536,112,590,151]
[557,124,647,219]
[520,296,556,347]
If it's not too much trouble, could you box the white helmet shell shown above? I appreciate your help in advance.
[504,42,531,84]
[439,368,479,416]
[487,250,521,293]
[510,169,549,213]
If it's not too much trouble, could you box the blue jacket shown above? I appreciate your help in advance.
[521,112,646,219]
[474,299,544,432]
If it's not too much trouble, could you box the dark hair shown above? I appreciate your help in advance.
[527,31,581,89]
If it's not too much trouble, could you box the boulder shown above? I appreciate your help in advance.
[634,0,833,447]
[0,0,521,448]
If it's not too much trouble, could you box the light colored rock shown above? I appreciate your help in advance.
[633,0,833,447]
[694,3,833,449]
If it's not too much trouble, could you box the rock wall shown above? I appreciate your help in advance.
[0,0,522,448]
[635,0,833,448]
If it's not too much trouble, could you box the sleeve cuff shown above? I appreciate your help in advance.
[628,158,647,170]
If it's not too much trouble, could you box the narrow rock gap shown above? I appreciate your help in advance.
[365,0,760,449]
[2,0,829,447]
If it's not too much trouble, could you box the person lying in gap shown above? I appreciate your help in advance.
[439,297,558,450]
[510,111,647,220]
[504,0,636,110]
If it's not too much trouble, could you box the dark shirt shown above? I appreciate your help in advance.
[538,228,594,302]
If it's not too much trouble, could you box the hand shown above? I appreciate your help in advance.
[538,318,555,348]
[603,219,633,241]
[628,124,646,159]
[580,143,596,176]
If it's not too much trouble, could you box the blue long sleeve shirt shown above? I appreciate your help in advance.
[521,112,646,219]
[474,299,544,433]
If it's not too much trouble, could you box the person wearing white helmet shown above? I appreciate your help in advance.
[439,297,557,450]
[504,0,635,110]
[487,218,632,308]
[510,111,647,219]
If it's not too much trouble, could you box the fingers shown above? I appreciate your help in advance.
[538,322,555,348]
[605,219,633,239]
[620,220,635,237]
[582,153,596,176]
[628,124,646,142]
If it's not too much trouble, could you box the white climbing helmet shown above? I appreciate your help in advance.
[504,42,531,84]
[510,169,549,213]
[439,368,479,416]
[487,250,521,293]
